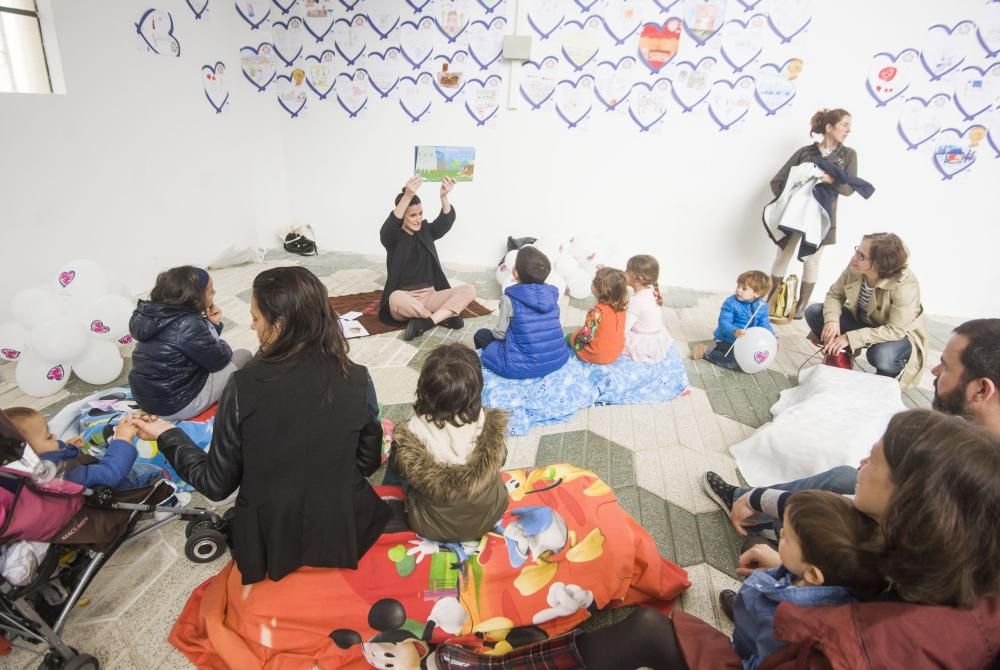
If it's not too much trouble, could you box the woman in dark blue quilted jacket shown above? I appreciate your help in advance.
[128,266,251,420]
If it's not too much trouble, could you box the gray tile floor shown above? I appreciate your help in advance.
[1,249,941,669]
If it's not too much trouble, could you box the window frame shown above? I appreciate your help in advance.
[0,0,65,95]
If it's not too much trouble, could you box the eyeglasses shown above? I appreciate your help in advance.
[853,246,870,262]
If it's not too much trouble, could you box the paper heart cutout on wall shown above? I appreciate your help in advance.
[241,43,279,91]
[464,74,502,125]
[398,73,435,122]
[58,271,76,288]
[985,108,1000,159]
[305,51,337,99]
[931,125,987,180]
[333,16,368,66]
[335,71,369,117]
[652,0,681,12]
[272,0,298,15]
[627,78,670,132]
[708,75,754,130]
[186,0,209,20]
[433,0,471,43]
[367,9,400,40]
[766,0,812,44]
[339,0,364,9]
[737,0,763,9]
[953,63,1000,121]
[896,94,950,150]
[554,75,595,129]
[561,18,602,71]
[638,18,682,73]
[720,14,766,72]
[574,0,598,11]
[520,56,561,109]
[754,59,802,115]
[667,56,716,111]
[405,0,433,12]
[47,365,65,382]
[478,0,504,13]
[275,74,308,118]
[598,3,642,45]
[235,1,271,30]
[468,17,506,69]
[303,0,337,42]
[272,18,305,66]
[864,49,918,107]
[432,51,469,101]
[920,21,975,81]
[399,18,437,69]
[978,2,1000,57]
[135,9,181,57]
[202,61,230,113]
[594,56,637,110]
[527,0,566,40]
[683,0,727,47]
[361,48,403,97]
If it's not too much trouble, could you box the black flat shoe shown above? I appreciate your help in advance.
[403,317,433,341]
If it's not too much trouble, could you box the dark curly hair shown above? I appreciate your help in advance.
[149,266,211,314]
[863,232,908,279]
[413,343,483,428]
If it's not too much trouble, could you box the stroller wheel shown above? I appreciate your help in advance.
[62,653,100,670]
[185,528,228,563]
[185,517,216,538]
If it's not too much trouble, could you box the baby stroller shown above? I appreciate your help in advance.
[0,411,231,669]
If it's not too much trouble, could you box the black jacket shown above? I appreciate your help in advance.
[128,301,233,416]
[378,207,456,325]
[157,353,389,584]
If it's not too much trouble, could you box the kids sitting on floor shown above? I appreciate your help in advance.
[624,254,673,363]
[726,490,885,669]
[694,270,776,370]
[387,343,509,542]
[475,246,570,379]
[568,267,629,365]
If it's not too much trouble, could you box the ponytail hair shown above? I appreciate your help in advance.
[810,108,850,136]
[652,281,663,306]
[394,189,421,207]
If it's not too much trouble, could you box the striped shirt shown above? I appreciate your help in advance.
[857,279,874,323]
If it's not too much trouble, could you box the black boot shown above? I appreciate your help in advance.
[402,317,434,341]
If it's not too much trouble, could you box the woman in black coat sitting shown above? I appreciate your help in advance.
[134,267,390,584]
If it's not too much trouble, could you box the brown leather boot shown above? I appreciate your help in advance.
[793,281,815,320]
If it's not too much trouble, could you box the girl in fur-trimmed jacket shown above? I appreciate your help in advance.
[388,343,509,543]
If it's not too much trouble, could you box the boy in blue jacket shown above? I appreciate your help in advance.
[695,270,776,370]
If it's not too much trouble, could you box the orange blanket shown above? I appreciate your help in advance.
[170,465,690,669]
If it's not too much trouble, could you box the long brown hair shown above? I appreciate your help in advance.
[592,267,628,312]
[626,255,662,306]
[810,108,850,136]
[881,409,1000,607]
[251,267,351,381]
[413,343,483,428]
[149,266,210,313]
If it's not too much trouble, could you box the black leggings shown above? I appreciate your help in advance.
[576,608,689,670]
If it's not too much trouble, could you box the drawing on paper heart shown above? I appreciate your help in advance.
[464,75,502,125]
[399,18,436,70]
[46,365,65,382]
[366,10,400,40]
[432,51,468,102]
[753,350,768,364]
[361,48,402,97]
[90,320,111,335]
[627,79,670,132]
[684,0,727,46]
[737,0,763,10]
[339,0,364,9]
[520,56,560,110]
[275,73,308,118]
[720,14,767,72]
[405,0,433,12]
[186,0,210,20]
[554,75,595,129]
[241,43,278,92]
[896,94,950,150]
[235,1,271,30]
[754,59,801,115]
[708,76,754,130]
[335,71,369,117]
[331,16,367,66]
[434,0,470,43]
[272,17,305,66]
[202,61,230,113]
[526,0,565,40]
[766,0,811,44]
[118,335,134,345]
[561,19,602,71]
[398,74,435,123]
[598,7,641,46]
[864,49,918,107]
[978,2,1000,57]
[594,56,638,111]
[953,64,1000,121]
[305,51,337,99]
[638,19,681,73]
[1,348,20,360]
[58,270,76,287]
[478,0,504,13]
[652,0,681,12]
[920,21,974,81]
[667,56,716,112]
[932,126,987,180]
[135,9,181,57]
[468,17,506,70]
[303,0,336,42]
[273,0,297,15]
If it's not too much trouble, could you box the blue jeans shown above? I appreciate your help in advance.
[804,303,912,378]
[703,341,739,370]
[734,465,859,528]
[122,463,167,489]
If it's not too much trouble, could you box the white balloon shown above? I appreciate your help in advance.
[15,350,71,398]
[29,317,89,363]
[733,327,778,374]
[79,294,135,341]
[0,321,29,363]
[554,252,579,279]
[567,269,594,300]
[72,340,124,385]
[53,259,109,298]
[545,270,566,297]
[10,287,62,328]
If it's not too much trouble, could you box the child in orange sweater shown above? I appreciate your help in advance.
[568,267,629,364]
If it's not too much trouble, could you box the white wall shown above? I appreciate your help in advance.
[1,0,998,321]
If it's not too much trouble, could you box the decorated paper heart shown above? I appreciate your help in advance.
[339,0,364,9]
[896,94,950,150]
[46,365,65,382]
[737,0,762,9]
[135,9,181,57]
[766,0,812,44]
[720,14,766,72]
[638,18,682,73]
[561,18,602,71]
[58,270,76,287]
[399,18,436,70]
[333,16,368,66]
[361,48,403,97]
[273,0,297,14]
[432,51,469,101]
[597,0,642,45]
[433,0,471,43]
[978,1,1000,57]
[520,56,561,109]
[920,21,975,81]
[554,75,595,129]
[118,335,134,345]
[275,74,308,117]
[575,0,598,10]
[527,0,567,40]
[464,74,502,125]
[1,348,20,361]
[235,1,271,30]
[653,0,681,11]
[367,9,400,40]
[241,43,278,91]
[628,78,670,131]
[683,0,727,46]
[305,51,337,99]
[754,59,801,115]
[594,56,637,110]
[335,71,369,116]
[272,18,305,66]
[708,75,754,130]
[398,73,435,122]
[186,0,210,20]
[90,319,111,334]
[478,0,504,13]
[864,49,918,107]
[932,126,988,180]
[201,62,229,113]
[667,56,716,111]
[468,18,506,69]
[405,0,433,12]
[303,0,336,42]
[953,64,1000,121]
[985,107,1000,158]
[753,350,769,364]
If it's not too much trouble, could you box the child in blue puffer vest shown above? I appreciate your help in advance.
[695,270,776,370]
[475,246,569,379]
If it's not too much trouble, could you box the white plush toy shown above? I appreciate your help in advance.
[497,235,632,301]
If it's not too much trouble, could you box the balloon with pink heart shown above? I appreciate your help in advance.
[73,341,124,386]
[77,294,134,342]
[15,351,72,398]
[919,21,975,82]
[53,259,109,299]
[0,322,28,363]
[864,49,918,107]
[733,326,776,373]
[931,125,988,181]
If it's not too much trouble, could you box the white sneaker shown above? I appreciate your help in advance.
[154,486,193,521]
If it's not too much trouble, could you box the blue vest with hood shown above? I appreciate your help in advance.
[481,283,569,379]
